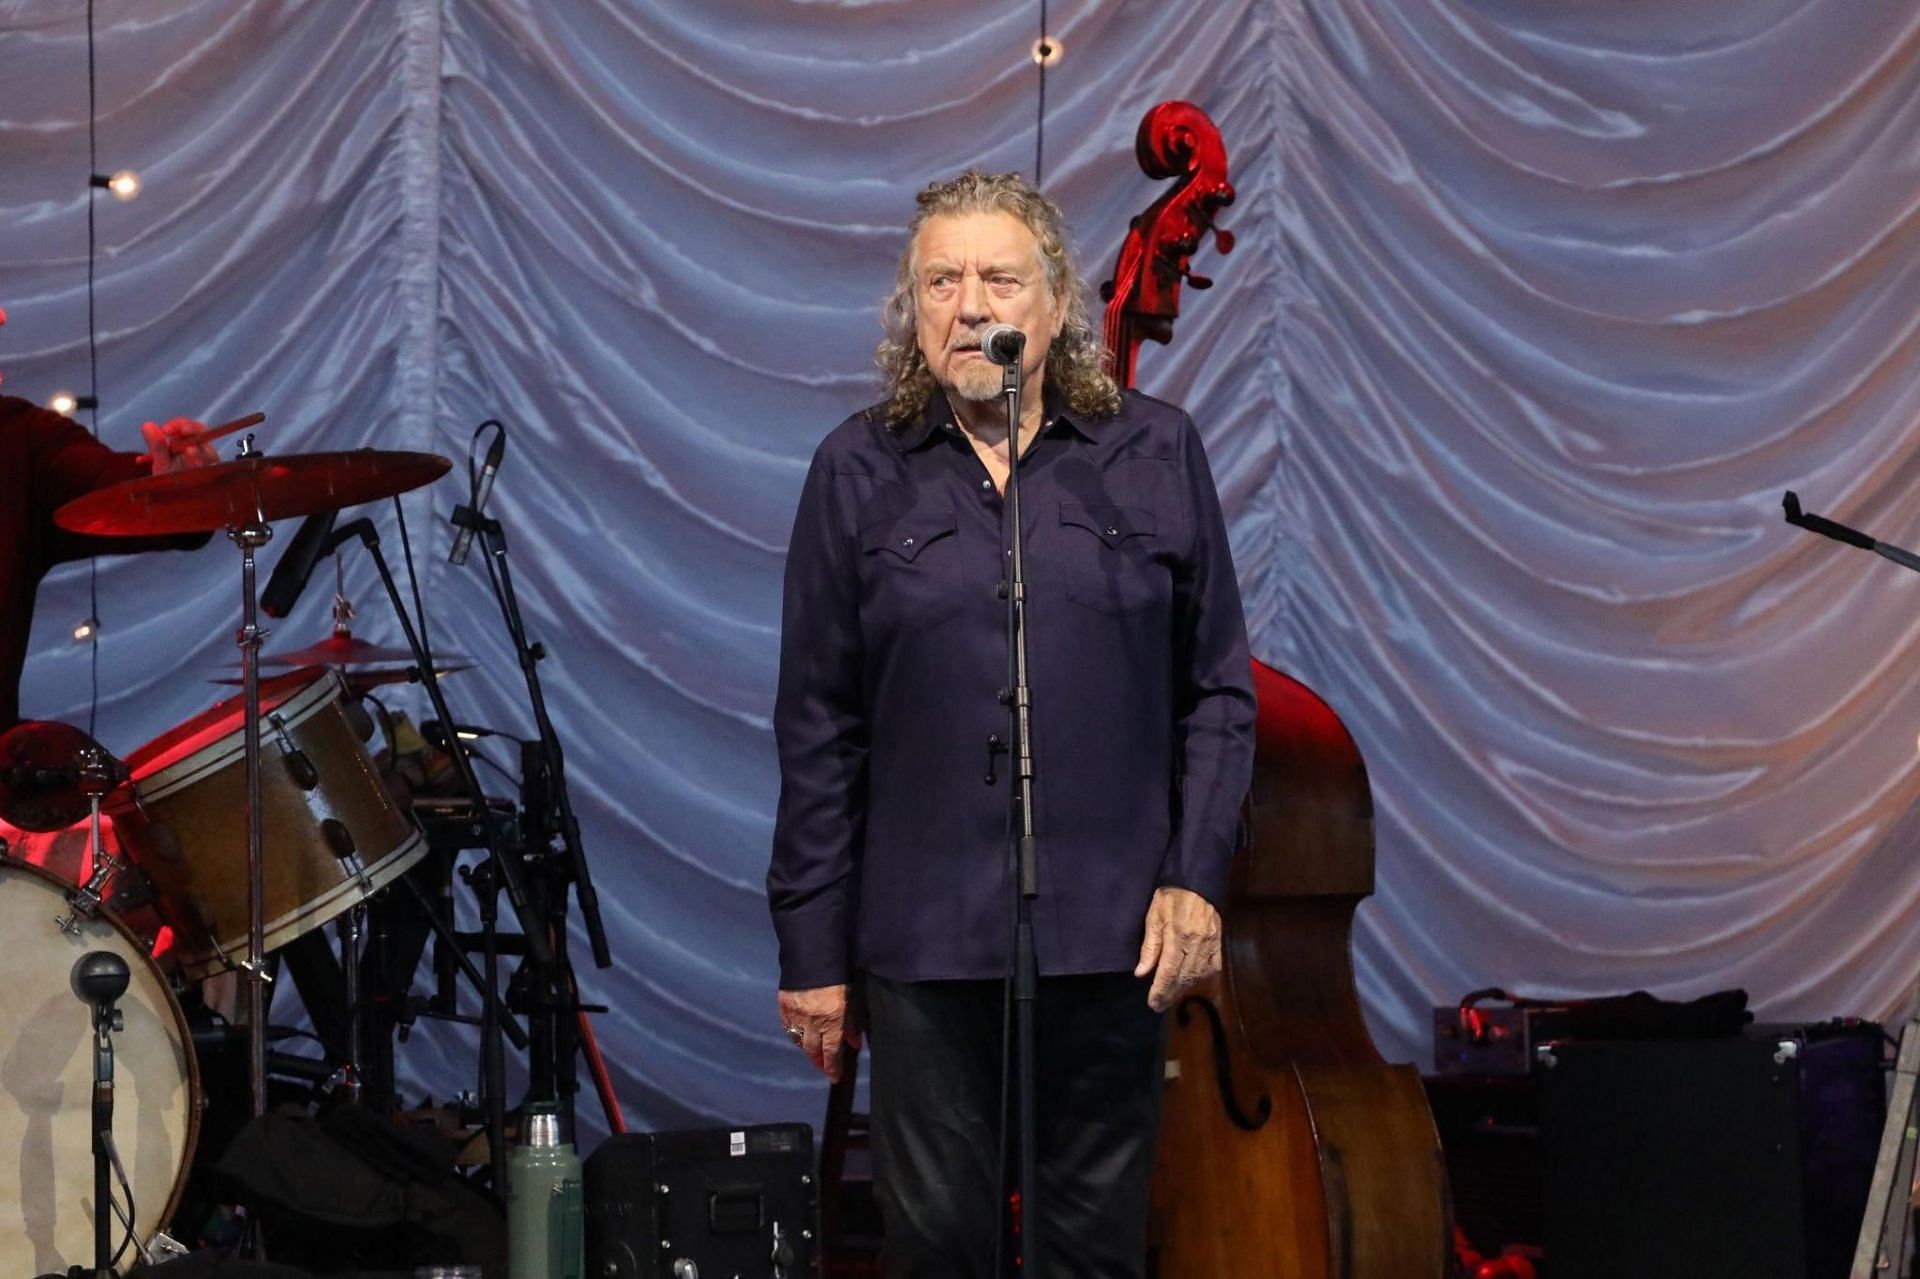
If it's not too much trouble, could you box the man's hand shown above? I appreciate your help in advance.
[1134,886,1223,1013]
[141,418,219,475]
[778,983,861,1083]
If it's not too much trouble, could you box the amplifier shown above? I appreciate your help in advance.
[1433,1002,1569,1076]
[584,1123,816,1279]
[1429,1022,1883,1279]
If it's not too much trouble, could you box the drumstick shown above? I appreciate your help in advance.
[134,411,266,464]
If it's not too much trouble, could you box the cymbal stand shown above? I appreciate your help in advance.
[227,457,275,1121]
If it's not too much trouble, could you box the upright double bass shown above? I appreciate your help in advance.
[1102,101,1450,1278]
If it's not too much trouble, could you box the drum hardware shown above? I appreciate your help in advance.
[55,443,454,1127]
[340,905,365,1101]
[55,846,130,936]
[0,727,140,939]
[324,819,376,895]
[268,713,320,790]
[0,719,122,834]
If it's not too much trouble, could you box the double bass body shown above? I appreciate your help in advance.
[1150,661,1449,1277]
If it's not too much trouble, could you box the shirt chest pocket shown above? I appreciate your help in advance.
[859,508,965,633]
[1057,502,1167,616]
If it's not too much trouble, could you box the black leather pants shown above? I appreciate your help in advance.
[862,971,1167,1279]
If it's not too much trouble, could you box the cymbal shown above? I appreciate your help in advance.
[53,450,453,538]
[262,635,464,669]
[0,720,124,833]
[211,665,472,693]
[212,634,472,690]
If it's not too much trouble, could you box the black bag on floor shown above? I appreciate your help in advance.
[214,1104,505,1277]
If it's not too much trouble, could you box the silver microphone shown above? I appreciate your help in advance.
[449,429,506,567]
[980,324,1025,367]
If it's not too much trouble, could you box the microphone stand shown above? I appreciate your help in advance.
[1785,490,1920,1278]
[324,515,546,1190]
[73,952,130,1279]
[453,496,615,1136]
[464,507,612,972]
[997,351,1043,1277]
[90,997,119,1277]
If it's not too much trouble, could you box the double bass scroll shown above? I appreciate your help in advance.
[1100,100,1236,388]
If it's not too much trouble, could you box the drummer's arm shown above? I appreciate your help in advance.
[35,408,216,563]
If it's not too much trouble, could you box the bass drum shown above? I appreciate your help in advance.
[0,858,198,1275]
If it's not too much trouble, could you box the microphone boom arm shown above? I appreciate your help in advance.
[1782,490,1920,575]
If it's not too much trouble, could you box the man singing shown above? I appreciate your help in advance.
[768,169,1256,1277]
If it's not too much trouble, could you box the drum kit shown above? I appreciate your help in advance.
[0,431,604,1274]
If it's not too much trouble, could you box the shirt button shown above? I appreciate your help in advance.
[980,479,992,491]
[902,537,915,547]
[1106,527,1119,536]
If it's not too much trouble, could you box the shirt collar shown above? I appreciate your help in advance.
[893,383,1097,453]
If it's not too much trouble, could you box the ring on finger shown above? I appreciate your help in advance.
[785,1025,805,1044]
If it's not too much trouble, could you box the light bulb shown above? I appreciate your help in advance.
[48,392,97,415]
[89,170,141,201]
[1032,37,1063,67]
[73,616,98,642]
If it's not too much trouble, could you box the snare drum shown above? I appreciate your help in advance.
[114,667,428,978]
[0,858,198,1276]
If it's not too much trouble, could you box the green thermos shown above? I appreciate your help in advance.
[508,1104,585,1279]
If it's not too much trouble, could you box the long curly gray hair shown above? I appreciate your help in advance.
[876,170,1122,426]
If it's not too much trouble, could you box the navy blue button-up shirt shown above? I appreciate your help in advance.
[768,388,1256,988]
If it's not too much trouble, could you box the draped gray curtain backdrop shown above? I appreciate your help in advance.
[5,0,1918,1132]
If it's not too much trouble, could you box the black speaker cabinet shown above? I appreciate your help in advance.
[1539,1033,1880,1279]
[584,1123,817,1279]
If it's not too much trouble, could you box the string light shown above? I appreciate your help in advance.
[48,392,99,415]
[1031,37,1063,66]
[88,169,140,201]
[81,0,106,731]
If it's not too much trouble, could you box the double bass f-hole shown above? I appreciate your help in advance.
[1174,994,1271,1131]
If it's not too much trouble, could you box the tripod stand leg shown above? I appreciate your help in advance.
[1853,1019,1920,1278]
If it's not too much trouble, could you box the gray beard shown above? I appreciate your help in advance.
[948,361,1002,402]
